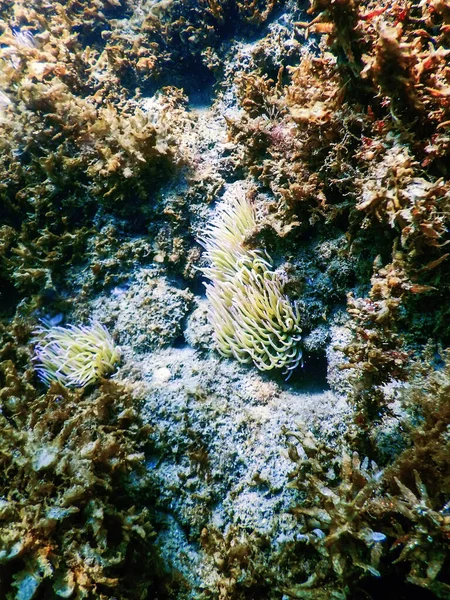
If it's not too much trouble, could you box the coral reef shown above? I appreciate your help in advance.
[1,0,450,598]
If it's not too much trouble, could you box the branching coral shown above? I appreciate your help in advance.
[199,192,302,374]
[33,321,120,388]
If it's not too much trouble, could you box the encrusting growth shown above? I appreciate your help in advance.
[199,193,302,375]
[33,321,120,387]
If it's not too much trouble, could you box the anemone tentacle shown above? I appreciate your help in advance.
[33,321,120,388]
[200,193,302,374]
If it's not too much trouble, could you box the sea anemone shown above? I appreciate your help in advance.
[33,321,120,388]
[199,193,302,375]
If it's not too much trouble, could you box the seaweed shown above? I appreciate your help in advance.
[0,319,156,599]
[0,4,193,307]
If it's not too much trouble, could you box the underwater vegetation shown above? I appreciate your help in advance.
[191,0,450,595]
[283,348,450,600]
[0,1,194,310]
[199,192,303,374]
[0,318,155,599]
[285,431,387,599]
[198,360,450,600]
[0,0,450,598]
[225,0,449,416]
[33,321,120,388]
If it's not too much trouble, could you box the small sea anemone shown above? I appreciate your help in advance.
[199,193,302,374]
[33,321,120,388]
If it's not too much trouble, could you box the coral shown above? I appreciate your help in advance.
[96,0,284,100]
[199,191,303,374]
[33,321,120,388]
[226,5,450,363]
[342,250,412,415]
[80,224,156,293]
[340,244,449,457]
[0,19,188,207]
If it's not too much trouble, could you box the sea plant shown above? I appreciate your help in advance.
[199,193,303,374]
[284,405,450,599]
[284,428,387,598]
[387,472,450,598]
[33,321,120,388]
[0,371,154,600]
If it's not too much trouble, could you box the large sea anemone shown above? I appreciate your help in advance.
[199,192,302,375]
[33,321,120,388]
